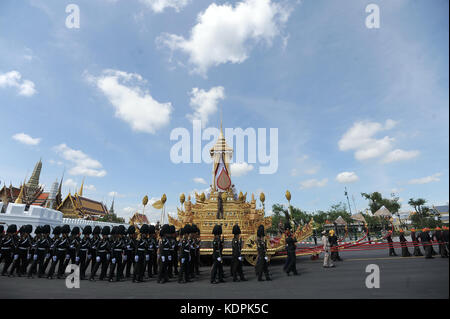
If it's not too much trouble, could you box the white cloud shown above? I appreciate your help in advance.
[382,149,420,163]
[338,119,419,163]
[304,166,320,175]
[300,178,328,189]
[84,184,96,191]
[87,69,172,134]
[12,133,41,146]
[336,171,359,183]
[140,0,190,13]
[231,162,254,177]
[49,159,63,166]
[108,191,126,198]
[54,143,107,177]
[408,173,442,185]
[158,0,293,75]
[187,86,225,127]
[63,178,77,189]
[63,178,95,192]
[290,168,298,176]
[193,177,207,184]
[0,71,36,96]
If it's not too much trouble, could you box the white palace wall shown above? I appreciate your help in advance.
[0,203,128,231]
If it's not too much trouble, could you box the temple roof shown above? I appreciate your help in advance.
[210,126,233,154]
[58,193,108,217]
[129,212,149,225]
[31,192,49,207]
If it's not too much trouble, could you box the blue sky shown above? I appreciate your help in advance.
[0,0,448,222]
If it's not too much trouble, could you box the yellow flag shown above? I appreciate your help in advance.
[152,200,164,209]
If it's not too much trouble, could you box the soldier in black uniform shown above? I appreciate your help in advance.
[386,230,397,256]
[1,224,17,276]
[43,226,59,274]
[398,229,411,257]
[158,224,171,284]
[211,224,225,284]
[147,225,158,277]
[27,226,38,274]
[255,225,271,281]
[410,229,423,256]
[85,226,101,276]
[9,224,32,277]
[64,226,81,270]
[116,225,126,279]
[189,225,198,279]
[178,224,192,283]
[172,226,179,276]
[433,227,448,258]
[443,226,449,255]
[108,226,125,282]
[230,224,247,282]
[122,225,136,279]
[193,224,201,276]
[283,223,298,276]
[28,225,51,278]
[418,228,433,259]
[133,224,149,283]
[90,226,111,281]
[167,225,178,278]
[78,226,91,280]
[47,224,70,279]
[329,230,342,261]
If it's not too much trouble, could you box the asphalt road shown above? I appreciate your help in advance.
[0,248,448,299]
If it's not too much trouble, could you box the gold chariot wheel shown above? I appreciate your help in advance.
[244,234,270,266]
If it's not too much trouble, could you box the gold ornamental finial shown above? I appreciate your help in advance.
[180,193,185,205]
[142,195,149,206]
[79,177,85,196]
[260,192,265,203]
[161,194,167,204]
[15,184,24,204]
[200,192,206,202]
[285,190,291,202]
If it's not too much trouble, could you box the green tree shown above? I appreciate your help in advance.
[361,192,401,214]
[98,212,125,223]
[408,198,441,228]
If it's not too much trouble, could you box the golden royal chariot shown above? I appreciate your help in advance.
[166,124,314,265]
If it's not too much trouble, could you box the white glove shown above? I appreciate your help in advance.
[75,257,80,262]
[134,255,139,262]
[45,253,50,259]
[127,245,131,249]
[27,254,31,260]
[123,255,128,261]
[181,258,185,264]
[112,258,116,264]
[106,254,110,260]
[161,256,165,262]
[264,256,268,261]
[87,254,92,259]
[168,255,172,261]
[52,255,57,262]
[145,254,150,261]
[33,254,38,261]
[238,256,243,261]
[65,254,70,260]
[217,257,222,262]
[96,256,101,263]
